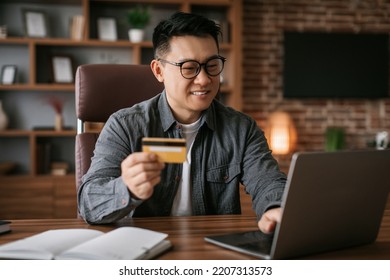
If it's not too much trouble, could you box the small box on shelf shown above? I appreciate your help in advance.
[51,162,69,176]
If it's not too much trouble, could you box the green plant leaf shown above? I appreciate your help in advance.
[127,5,150,29]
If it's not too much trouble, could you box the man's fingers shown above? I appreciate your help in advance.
[121,152,165,200]
[122,152,161,168]
[258,208,283,234]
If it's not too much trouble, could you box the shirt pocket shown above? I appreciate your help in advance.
[205,163,242,214]
[206,163,241,184]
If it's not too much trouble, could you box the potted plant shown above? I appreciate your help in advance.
[325,127,345,151]
[127,5,150,42]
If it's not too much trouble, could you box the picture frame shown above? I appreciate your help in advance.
[1,65,17,85]
[23,9,49,38]
[51,55,74,83]
[97,17,117,41]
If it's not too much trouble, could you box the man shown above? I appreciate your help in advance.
[78,12,286,234]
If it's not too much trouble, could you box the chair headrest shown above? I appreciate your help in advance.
[75,64,163,122]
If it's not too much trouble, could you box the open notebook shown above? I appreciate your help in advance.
[205,149,390,259]
[0,227,171,260]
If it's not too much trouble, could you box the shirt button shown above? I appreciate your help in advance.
[223,175,229,181]
[121,199,127,205]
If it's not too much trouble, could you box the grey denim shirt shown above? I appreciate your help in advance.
[78,90,287,224]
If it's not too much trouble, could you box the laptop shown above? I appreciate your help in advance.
[205,149,390,259]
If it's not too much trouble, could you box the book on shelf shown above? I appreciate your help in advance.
[36,142,51,174]
[0,220,11,235]
[0,227,172,260]
[70,15,84,40]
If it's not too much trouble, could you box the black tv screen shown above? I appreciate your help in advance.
[283,32,389,99]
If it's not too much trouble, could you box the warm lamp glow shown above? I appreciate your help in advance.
[270,127,290,154]
[265,111,297,155]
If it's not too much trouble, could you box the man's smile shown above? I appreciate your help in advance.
[191,91,208,96]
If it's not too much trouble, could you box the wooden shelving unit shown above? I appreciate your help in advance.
[0,0,242,219]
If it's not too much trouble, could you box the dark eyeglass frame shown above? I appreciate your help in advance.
[157,55,226,79]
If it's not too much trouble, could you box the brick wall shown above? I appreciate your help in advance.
[242,0,390,168]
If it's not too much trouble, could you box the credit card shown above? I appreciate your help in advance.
[142,137,186,163]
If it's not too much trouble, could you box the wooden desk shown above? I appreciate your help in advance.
[1,211,389,260]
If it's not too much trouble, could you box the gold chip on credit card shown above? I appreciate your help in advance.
[142,137,186,163]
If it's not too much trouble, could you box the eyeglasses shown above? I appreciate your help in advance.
[157,55,226,79]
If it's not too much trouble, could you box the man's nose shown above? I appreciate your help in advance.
[194,66,211,84]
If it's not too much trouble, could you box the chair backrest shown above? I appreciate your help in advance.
[75,64,164,191]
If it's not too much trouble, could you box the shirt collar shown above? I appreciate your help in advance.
[158,90,217,132]
[158,90,177,132]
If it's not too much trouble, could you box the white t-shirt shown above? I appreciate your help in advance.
[170,118,201,216]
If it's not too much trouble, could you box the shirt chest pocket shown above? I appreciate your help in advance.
[206,163,241,184]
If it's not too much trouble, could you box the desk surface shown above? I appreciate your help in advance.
[1,211,389,260]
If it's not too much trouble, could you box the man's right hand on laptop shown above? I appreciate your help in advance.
[258,207,282,234]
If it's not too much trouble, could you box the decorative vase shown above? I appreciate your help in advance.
[54,113,63,131]
[376,131,389,150]
[128,29,144,43]
[0,100,9,130]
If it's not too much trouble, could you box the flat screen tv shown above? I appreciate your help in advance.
[283,32,389,99]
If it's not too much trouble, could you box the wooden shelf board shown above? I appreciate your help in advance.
[0,129,76,137]
[0,84,74,91]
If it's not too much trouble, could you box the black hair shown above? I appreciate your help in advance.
[152,12,222,58]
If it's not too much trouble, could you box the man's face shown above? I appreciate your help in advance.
[152,35,221,124]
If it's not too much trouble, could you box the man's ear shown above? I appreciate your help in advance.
[150,60,164,82]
